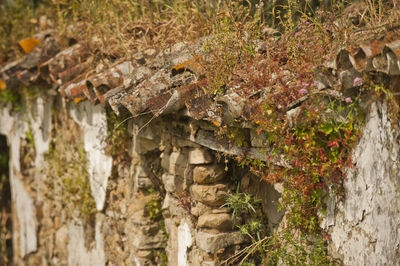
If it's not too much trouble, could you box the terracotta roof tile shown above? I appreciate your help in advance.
[0,28,399,126]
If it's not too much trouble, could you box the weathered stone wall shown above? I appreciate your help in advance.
[324,102,400,265]
[0,94,284,265]
[1,94,400,265]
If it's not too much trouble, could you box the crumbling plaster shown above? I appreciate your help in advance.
[2,95,400,265]
[326,102,400,265]
[67,215,105,266]
[69,101,112,211]
[0,96,52,258]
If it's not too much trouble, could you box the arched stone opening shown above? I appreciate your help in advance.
[0,134,12,265]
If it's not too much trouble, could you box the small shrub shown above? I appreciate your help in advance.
[223,190,266,262]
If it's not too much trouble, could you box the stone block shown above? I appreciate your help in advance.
[131,230,166,250]
[198,213,233,231]
[162,173,176,193]
[134,137,159,154]
[195,231,247,254]
[176,138,200,148]
[193,164,225,184]
[162,193,187,217]
[161,150,188,176]
[135,166,153,190]
[190,184,229,207]
[190,202,212,217]
[211,207,231,214]
[189,148,213,164]
[136,250,153,259]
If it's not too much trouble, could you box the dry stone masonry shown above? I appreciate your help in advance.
[1,28,400,265]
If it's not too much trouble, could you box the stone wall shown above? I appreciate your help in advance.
[0,94,284,265]
[1,94,400,265]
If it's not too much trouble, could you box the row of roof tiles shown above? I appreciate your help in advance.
[1,28,400,125]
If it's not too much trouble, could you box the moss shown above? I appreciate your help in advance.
[0,82,48,114]
[43,106,96,222]
[105,107,132,164]
[0,89,22,112]
[145,188,169,265]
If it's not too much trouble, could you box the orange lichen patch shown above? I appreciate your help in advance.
[0,81,6,91]
[18,37,41,54]
[73,96,86,103]
[212,120,220,126]
[397,49,400,56]
[171,55,204,75]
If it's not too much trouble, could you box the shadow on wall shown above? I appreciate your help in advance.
[0,134,12,265]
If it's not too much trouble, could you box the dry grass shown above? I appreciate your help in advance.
[1,1,399,64]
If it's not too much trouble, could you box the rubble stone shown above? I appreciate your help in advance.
[193,164,225,184]
[190,202,212,217]
[198,213,233,231]
[162,173,176,193]
[161,149,188,176]
[195,231,247,254]
[190,184,229,207]
[189,148,213,164]
[250,128,269,147]
[131,230,166,250]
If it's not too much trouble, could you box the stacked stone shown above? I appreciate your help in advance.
[159,141,248,265]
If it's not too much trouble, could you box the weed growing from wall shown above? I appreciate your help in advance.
[145,188,168,266]
[105,107,131,164]
[0,89,21,113]
[222,190,266,264]
[211,8,400,264]
[0,83,47,114]
[202,5,261,95]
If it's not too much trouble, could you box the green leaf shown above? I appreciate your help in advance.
[319,123,333,135]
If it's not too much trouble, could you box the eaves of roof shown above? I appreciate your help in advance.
[1,28,400,125]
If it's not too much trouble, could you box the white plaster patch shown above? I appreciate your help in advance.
[28,96,52,167]
[177,222,192,266]
[13,178,37,257]
[70,101,112,211]
[328,102,400,265]
[0,104,15,135]
[67,218,105,266]
[1,105,38,256]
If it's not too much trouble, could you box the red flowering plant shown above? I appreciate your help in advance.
[225,17,366,232]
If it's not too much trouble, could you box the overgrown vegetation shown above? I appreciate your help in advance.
[217,15,397,266]
[105,108,131,164]
[0,82,47,113]
[1,0,400,265]
[146,187,168,266]
[1,0,398,62]
[222,191,266,264]
[0,0,51,62]
[0,88,21,112]
[43,107,96,223]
